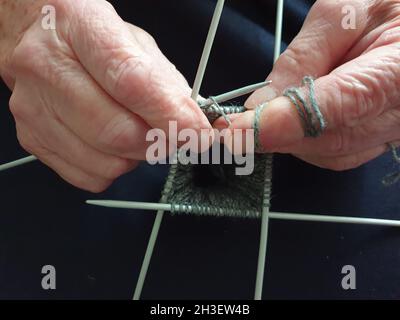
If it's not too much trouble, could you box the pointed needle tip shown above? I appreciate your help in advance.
[86,200,102,206]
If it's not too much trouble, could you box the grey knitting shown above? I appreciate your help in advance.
[155,103,272,218]
[201,103,246,123]
[157,96,273,219]
[253,103,268,152]
[165,153,270,218]
[284,76,326,137]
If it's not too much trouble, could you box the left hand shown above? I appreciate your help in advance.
[217,0,400,171]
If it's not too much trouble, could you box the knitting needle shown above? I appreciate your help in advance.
[268,212,400,227]
[274,0,285,63]
[87,200,169,211]
[199,81,272,108]
[191,0,225,100]
[133,0,226,300]
[85,200,400,228]
[255,202,270,300]
[255,0,285,301]
[0,155,37,172]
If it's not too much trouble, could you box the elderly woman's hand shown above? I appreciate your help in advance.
[0,0,211,192]
[223,0,400,171]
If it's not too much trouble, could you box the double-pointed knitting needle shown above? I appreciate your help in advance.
[255,0,285,301]
[0,155,37,172]
[132,0,226,301]
[191,0,225,100]
[86,200,400,228]
[199,81,272,108]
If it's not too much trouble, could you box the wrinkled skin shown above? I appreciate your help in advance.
[0,0,212,192]
[217,0,400,171]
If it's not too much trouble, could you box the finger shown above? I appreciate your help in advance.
[212,114,241,130]
[10,82,140,179]
[22,112,138,181]
[233,42,400,152]
[15,122,112,193]
[55,0,212,137]
[274,108,400,156]
[44,153,112,193]
[293,144,387,171]
[1,69,15,90]
[246,0,369,108]
[12,57,153,160]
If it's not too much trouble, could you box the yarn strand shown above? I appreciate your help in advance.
[382,143,400,186]
[284,76,326,137]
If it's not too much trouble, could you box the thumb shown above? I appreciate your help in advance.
[228,42,400,151]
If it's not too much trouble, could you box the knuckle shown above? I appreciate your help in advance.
[85,180,112,193]
[98,114,140,154]
[107,55,150,104]
[11,41,39,73]
[48,0,81,20]
[104,158,135,179]
[17,135,34,154]
[66,171,112,193]
[9,93,44,121]
[130,25,158,47]
[324,155,361,172]
[333,74,382,127]
[312,0,339,14]
[329,131,348,154]
[279,46,308,75]
[324,158,349,172]
[11,40,51,80]
[311,0,360,18]
[9,95,25,119]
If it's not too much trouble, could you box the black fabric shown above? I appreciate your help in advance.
[0,0,399,299]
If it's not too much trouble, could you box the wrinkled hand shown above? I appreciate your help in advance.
[221,0,400,171]
[1,0,211,192]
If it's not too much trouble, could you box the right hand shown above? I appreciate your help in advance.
[1,0,211,192]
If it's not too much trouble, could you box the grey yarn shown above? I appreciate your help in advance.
[201,102,246,124]
[382,143,400,186]
[205,97,232,125]
[253,103,268,152]
[284,76,326,137]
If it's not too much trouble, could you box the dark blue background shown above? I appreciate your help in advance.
[0,0,399,299]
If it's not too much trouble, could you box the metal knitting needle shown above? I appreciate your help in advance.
[268,212,400,227]
[199,81,272,108]
[0,155,37,172]
[191,0,225,100]
[255,0,285,301]
[86,200,400,228]
[132,0,226,301]
[274,0,285,63]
